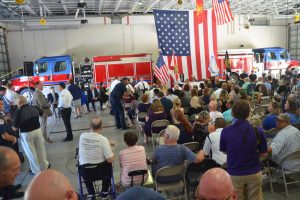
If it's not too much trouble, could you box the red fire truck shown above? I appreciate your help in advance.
[10,53,153,99]
[217,47,299,81]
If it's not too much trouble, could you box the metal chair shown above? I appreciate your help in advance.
[267,150,300,197]
[260,98,271,106]
[151,120,170,149]
[182,142,200,153]
[291,122,300,130]
[189,114,198,123]
[127,169,148,187]
[155,165,187,200]
[264,128,280,139]
[136,112,147,142]
[251,105,268,117]
[156,129,167,146]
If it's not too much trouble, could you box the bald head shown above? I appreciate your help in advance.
[0,147,20,189]
[90,116,103,132]
[196,168,235,200]
[25,169,78,200]
[209,100,218,112]
[17,96,28,108]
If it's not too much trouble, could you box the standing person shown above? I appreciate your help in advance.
[68,79,82,118]
[58,83,73,142]
[110,77,129,130]
[0,87,10,115]
[135,77,150,93]
[32,81,53,143]
[79,84,88,115]
[13,96,50,175]
[47,87,59,118]
[98,83,108,110]
[220,100,268,200]
[87,83,99,112]
[4,83,19,117]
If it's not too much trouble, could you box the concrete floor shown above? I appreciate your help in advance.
[14,109,300,200]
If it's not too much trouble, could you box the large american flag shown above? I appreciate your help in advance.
[154,54,169,85]
[212,0,234,25]
[153,9,218,81]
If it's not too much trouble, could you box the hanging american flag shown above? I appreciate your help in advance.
[153,9,218,80]
[154,54,169,85]
[212,0,234,25]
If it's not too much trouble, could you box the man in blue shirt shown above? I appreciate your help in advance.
[110,78,129,130]
[67,79,82,118]
[152,125,203,184]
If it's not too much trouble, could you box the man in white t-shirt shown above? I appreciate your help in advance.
[209,100,223,122]
[202,118,227,165]
[109,77,121,94]
[79,116,114,200]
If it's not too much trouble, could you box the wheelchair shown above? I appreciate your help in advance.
[76,148,117,199]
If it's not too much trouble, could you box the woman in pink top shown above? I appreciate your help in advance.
[119,132,148,187]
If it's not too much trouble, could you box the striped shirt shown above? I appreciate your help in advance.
[119,146,148,186]
[270,125,300,171]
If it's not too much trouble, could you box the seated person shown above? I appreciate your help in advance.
[222,99,234,124]
[173,110,193,144]
[196,168,236,200]
[137,94,151,119]
[170,97,184,124]
[188,96,203,117]
[193,111,211,148]
[209,100,224,122]
[284,100,300,123]
[152,125,202,184]
[119,132,148,187]
[24,169,78,200]
[144,100,167,142]
[179,91,190,108]
[158,92,173,121]
[268,114,300,171]
[200,118,227,166]
[78,117,114,199]
[263,101,279,131]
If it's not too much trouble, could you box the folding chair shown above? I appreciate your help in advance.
[182,142,200,153]
[185,159,220,198]
[260,98,271,106]
[157,129,167,146]
[76,148,117,200]
[136,112,147,142]
[128,169,148,187]
[267,151,300,197]
[251,105,268,117]
[264,128,280,139]
[151,120,170,150]
[155,165,187,200]
[291,122,300,130]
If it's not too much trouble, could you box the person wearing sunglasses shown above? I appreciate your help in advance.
[195,168,236,200]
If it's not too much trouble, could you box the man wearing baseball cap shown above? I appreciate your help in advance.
[268,113,300,171]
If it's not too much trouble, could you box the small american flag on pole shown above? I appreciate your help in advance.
[154,54,169,85]
[212,0,234,25]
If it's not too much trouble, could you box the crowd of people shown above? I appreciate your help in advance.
[0,70,300,200]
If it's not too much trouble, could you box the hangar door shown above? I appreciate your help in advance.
[288,24,300,60]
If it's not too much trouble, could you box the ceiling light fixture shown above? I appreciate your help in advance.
[138,0,142,6]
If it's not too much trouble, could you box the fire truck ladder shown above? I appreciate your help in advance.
[0,26,11,80]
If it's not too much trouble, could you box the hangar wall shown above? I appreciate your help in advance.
[6,15,288,71]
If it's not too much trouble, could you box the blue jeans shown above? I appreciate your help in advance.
[110,97,126,128]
